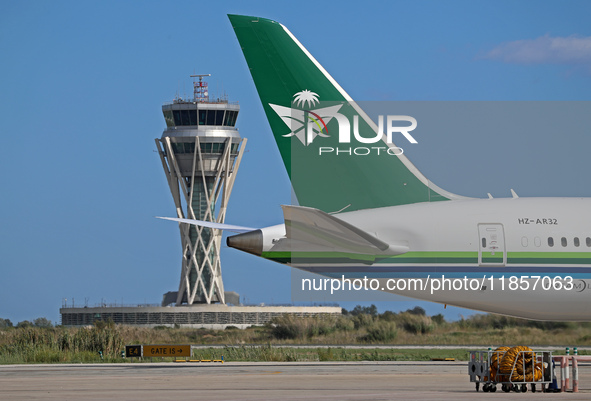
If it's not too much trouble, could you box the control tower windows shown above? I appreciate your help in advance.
[206,110,215,125]
[171,142,196,154]
[170,142,230,154]
[172,110,195,126]
[223,111,231,126]
[171,141,240,156]
[214,110,224,125]
[169,109,238,127]
[163,110,174,127]
[189,110,198,125]
[224,110,238,126]
[182,110,194,125]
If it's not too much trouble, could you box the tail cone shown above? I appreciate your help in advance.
[227,230,263,256]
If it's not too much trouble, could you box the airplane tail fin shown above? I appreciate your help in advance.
[229,15,465,213]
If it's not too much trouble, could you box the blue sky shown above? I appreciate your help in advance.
[1,0,591,324]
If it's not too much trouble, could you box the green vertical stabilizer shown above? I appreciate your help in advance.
[229,14,463,212]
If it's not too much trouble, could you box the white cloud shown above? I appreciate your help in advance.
[484,34,591,67]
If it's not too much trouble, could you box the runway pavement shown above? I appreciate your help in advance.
[1,361,589,400]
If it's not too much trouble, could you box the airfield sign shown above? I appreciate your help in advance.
[142,345,191,357]
[125,345,142,358]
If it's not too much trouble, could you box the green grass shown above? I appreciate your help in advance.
[2,311,591,364]
[191,346,471,362]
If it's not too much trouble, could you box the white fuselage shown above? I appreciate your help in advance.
[259,198,591,320]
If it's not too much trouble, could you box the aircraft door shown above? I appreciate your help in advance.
[478,223,506,266]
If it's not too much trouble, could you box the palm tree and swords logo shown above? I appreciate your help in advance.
[269,90,343,146]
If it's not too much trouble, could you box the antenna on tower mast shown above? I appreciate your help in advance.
[191,74,211,102]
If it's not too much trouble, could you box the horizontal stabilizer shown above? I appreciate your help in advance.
[156,217,256,233]
[281,205,407,256]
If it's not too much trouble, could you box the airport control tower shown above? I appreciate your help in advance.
[156,74,246,305]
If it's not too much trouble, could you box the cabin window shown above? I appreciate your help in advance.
[561,237,567,247]
[587,237,591,247]
[574,237,580,247]
[534,237,541,247]
[481,238,486,248]
[521,237,528,247]
[548,237,554,247]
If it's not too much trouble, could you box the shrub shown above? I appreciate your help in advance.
[362,321,397,342]
[431,314,446,325]
[270,315,338,340]
[350,305,378,317]
[352,314,374,329]
[334,316,355,332]
[379,311,397,322]
[0,318,13,328]
[33,318,52,328]
[405,306,426,316]
[270,315,306,339]
[397,313,434,334]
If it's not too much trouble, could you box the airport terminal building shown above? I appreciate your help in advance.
[60,304,341,329]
